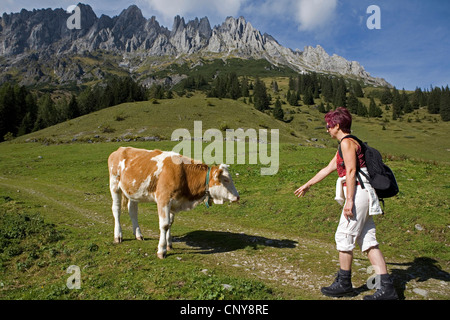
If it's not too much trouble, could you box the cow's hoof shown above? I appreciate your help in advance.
[157,252,166,259]
[114,237,123,243]
[167,245,173,251]
[136,236,144,241]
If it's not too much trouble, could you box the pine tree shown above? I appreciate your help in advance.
[380,87,393,105]
[241,77,249,97]
[318,102,326,113]
[402,89,413,113]
[67,94,80,119]
[273,98,284,120]
[288,76,295,91]
[368,97,383,117]
[78,87,97,115]
[287,90,298,106]
[14,85,28,127]
[303,87,314,105]
[347,91,359,114]
[440,86,450,121]
[253,77,270,111]
[353,82,364,98]
[428,87,441,114]
[392,88,403,120]
[0,83,17,140]
[357,101,368,117]
[229,73,241,100]
[34,94,57,131]
[17,112,34,136]
[333,78,347,108]
[411,87,422,110]
[28,91,37,117]
[272,80,279,93]
[321,77,333,102]
[313,86,320,99]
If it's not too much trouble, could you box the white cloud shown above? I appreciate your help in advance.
[243,0,338,32]
[138,0,245,26]
[295,0,338,31]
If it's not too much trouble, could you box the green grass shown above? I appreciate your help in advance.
[0,138,448,300]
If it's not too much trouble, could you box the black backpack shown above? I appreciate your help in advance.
[338,135,399,200]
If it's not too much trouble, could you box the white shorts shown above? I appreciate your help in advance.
[335,185,379,252]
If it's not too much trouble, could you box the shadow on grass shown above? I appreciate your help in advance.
[335,257,450,299]
[175,230,297,254]
[388,257,450,300]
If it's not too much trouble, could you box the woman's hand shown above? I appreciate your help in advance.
[294,184,310,198]
[343,199,354,221]
[294,154,337,199]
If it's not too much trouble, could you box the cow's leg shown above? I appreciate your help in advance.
[111,190,123,243]
[157,201,171,259]
[166,212,175,251]
[128,200,144,240]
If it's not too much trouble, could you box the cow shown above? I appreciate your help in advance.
[108,147,240,259]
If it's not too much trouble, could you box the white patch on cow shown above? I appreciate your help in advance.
[171,196,204,213]
[109,174,120,192]
[151,151,180,177]
[133,175,152,200]
[209,185,227,204]
[132,179,136,187]
[119,159,126,172]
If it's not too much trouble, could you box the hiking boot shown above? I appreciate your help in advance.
[363,274,398,300]
[321,269,354,298]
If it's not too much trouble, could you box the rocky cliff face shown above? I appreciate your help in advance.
[0,4,390,87]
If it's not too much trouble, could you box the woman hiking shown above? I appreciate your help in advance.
[294,107,398,300]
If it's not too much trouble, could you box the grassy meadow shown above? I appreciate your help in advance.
[0,87,449,300]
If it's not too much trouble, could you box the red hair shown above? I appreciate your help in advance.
[325,107,352,133]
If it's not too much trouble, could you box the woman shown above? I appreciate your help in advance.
[294,107,398,300]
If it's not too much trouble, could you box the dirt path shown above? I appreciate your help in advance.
[173,214,450,300]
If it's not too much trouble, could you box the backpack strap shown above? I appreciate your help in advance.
[338,135,366,189]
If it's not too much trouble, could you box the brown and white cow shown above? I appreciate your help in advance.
[108,147,240,259]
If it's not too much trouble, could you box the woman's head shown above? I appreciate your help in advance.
[325,107,352,134]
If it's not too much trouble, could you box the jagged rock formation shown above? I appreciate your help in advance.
[0,4,390,87]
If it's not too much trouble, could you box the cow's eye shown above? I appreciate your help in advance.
[222,178,229,183]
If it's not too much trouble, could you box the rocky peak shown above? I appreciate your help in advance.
[112,5,146,36]
[198,17,212,38]
[77,3,97,30]
[0,4,391,87]
[118,4,144,20]
[171,15,186,36]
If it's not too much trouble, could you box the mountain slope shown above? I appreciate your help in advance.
[13,90,450,164]
[0,4,390,88]
[14,95,308,145]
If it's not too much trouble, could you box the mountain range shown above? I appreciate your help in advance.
[0,3,390,88]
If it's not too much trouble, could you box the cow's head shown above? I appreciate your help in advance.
[208,164,240,204]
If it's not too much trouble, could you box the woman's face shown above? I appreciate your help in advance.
[326,122,339,139]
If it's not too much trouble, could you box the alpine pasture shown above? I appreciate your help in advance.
[0,91,449,300]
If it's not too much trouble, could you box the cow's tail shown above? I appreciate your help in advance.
[121,193,129,211]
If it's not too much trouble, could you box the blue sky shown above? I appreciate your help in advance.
[2,0,449,90]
